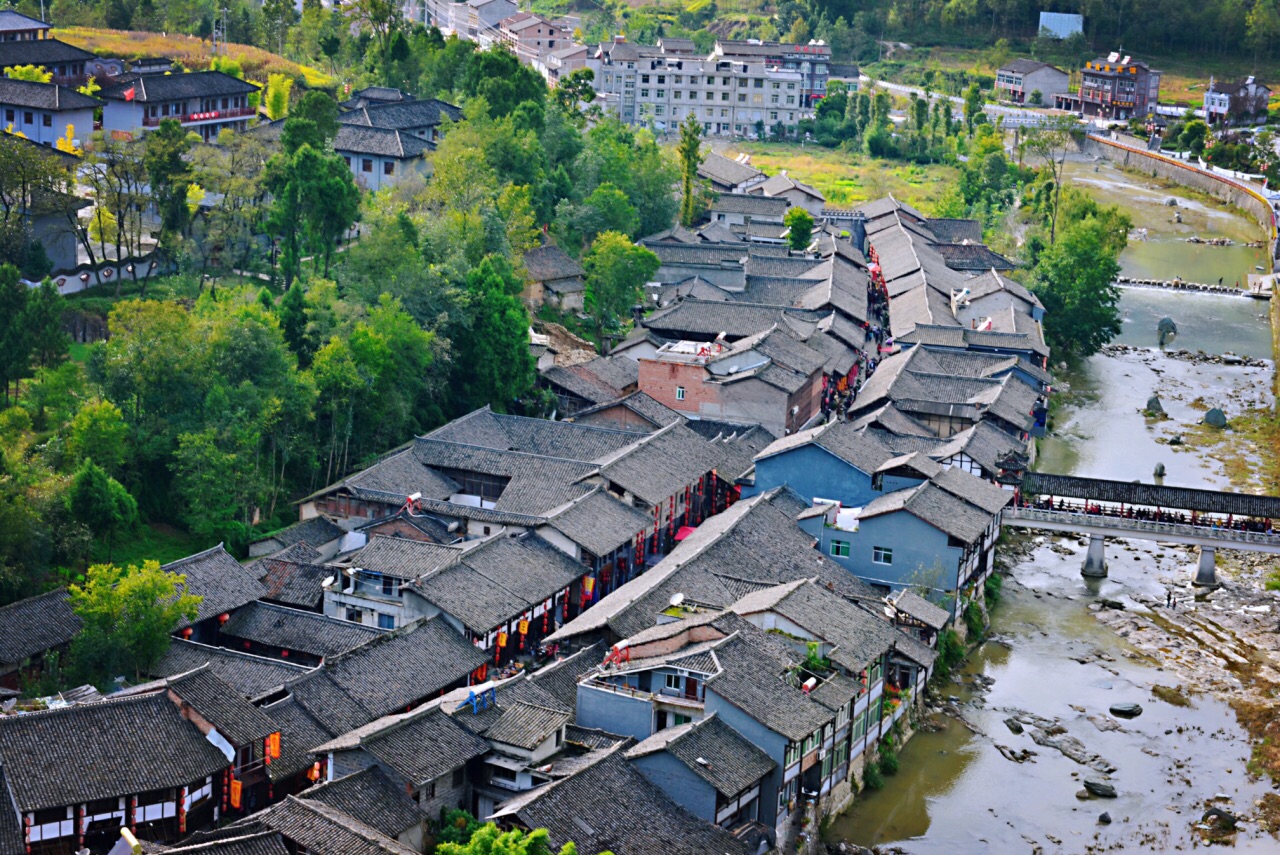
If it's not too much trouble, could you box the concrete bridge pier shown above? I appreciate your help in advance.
[1194,546,1219,587]
[1082,534,1108,577]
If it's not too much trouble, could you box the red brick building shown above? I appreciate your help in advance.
[637,326,825,436]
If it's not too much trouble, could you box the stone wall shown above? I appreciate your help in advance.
[1081,134,1278,265]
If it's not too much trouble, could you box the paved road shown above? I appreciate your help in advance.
[859,75,1069,127]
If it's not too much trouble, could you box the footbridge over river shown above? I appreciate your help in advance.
[1003,472,1280,586]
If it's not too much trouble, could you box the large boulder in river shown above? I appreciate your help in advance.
[1204,408,1228,428]
[1110,702,1143,718]
[1084,779,1118,798]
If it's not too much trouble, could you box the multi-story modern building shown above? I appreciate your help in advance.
[496,12,570,67]
[592,37,830,136]
[1056,51,1161,120]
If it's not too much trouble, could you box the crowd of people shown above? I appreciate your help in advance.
[1023,496,1277,535]
[820,267,894,421]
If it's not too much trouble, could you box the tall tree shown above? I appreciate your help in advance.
[582,232,659,344]
[22,278,68,369]
[1032,218,1123,360]
[143,119,194,266]
[67,459,137,559]
[0,262,29,404]
[68,560,202,682]
[784,207,815,251]
[67,399,130,475]
[1023,115,1083,244]
[450,255,534,413]
[676,112,704,228]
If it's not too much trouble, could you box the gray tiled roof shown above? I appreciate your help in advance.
[0,588,79,671]
[424,409,639,463]
[0,78,100,110]
[221,602,385,659]
[925,218,983,244]
[340,98,461,131]
[598,423,726,506]
[100,70,258,102]
[359,706,490,785]
[890,589,950,630]
[569,391,684,431]
[0,764,26,855]
[550,489,878,642]
[705,633,833,741]
[344,446,459,502]
[261,696,336,782]
[708,192,789,218]
[166,667,280,746]
[696,152,763,188]
[546,489,652,556]
[414,440,598,517]
[643,300,821,341]
[741,581,901,674]
[524,244,584,282]
[485,701,571,750]
[289,617,487,730]
[626,713,774,797]
[542,362,629,405]
[164,544,268,629]
[935,242,1017,271]
[151,639,310,700]
[0,10,48,30]
[755,419,898,475]
[256,795,419,855]
[447,677,570,739]
[154,831,291,854]
[858,480,997,543]
[497,748,750,855]
[527,643,603,713]
[251,516,344,552]
[0,692,229,811]
[0,38,93,67]
[411,534,582,634]
[257,556,333,610]
[342,536,461,580]
[334,124,432,159]
[299,767,423,840]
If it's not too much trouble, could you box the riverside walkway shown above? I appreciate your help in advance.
[1003,472,1280,585]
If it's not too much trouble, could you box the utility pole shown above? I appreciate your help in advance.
[212,6,228,56]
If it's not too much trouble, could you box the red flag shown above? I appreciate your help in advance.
[123,87,136,101]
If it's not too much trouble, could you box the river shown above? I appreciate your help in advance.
[828,166,1277,852]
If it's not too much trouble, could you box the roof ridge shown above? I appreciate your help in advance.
[284,795,409,853]
[161,542,229,569]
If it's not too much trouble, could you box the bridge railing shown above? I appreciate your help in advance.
[1005,506,1280,546]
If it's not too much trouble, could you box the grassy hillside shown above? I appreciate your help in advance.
[724,143,959,212]
[55,27,335,89]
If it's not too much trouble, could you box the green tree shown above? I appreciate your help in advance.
[558,182,639,249]
[68,560,202,682]
[0,262,30,404]
[6,64,50,83]
[554,67,596,115]
[583,231,659,343]
[291,90,339,147]
[67,458,137,559]
[962,82,985,134]
[450,255,534,413]
[784,207,815,251]
[22,277,67,369]
[264,73,294,121]
[67,400,129,475]
[1179,119,1210,156]
[1032,218,1124,360]
[435,823,578,855]
[143,119,195,258]
[676,112,704,227]
[1023,115,1083,244]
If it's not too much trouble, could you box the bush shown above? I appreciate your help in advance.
[984,573,1003,608]
[936,628,964,676]
[879,748,901,775]
[863,760,885,790]
[964,600,985,639]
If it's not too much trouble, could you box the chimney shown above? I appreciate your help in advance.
[614,34,625,44]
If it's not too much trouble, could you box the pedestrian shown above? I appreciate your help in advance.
[1166,590,1172,608]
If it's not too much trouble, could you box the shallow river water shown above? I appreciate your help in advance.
[828,166,1277,852]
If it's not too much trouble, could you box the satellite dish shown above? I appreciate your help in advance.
[670,592,685,608]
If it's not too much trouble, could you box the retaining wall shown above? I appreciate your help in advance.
[1082,134,1278,267]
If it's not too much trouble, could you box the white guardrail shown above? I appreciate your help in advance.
[1004,506,1280,546]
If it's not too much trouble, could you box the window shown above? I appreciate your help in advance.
[655,105,665,116]
[771,82,780,89]
[415,781,436,803]
[836,703,850,728]
[829,540,850,558]
[377,613,395,630]
[665,673,682,691]
[452,767,465,787]
[381,576,397,596]
[641,74,650,83]
[672,713,692,726]
[674,91,681,99]
[41,113,51,127]
[343,156,351,166]
[674,75,683,84]
[771,95,779,104]
[4,110,11,122]
[852,709,867,741]
[738,94,746,103]
[803,729,821,754]
[361,158,373,173]
[675,386,685,401]
[383,161,395,176]
[721,92,729,101]
[656,90,665,99]
[22,111,31,124]
[787,82,796,90]
[657,75,666,84]
[784,741,801,767]
[640,89,649,98]
[873,546,893,565]
[346,608,362,623]
[753,79,764,88]
[769,111,778,121]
